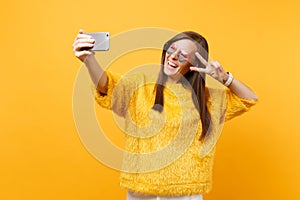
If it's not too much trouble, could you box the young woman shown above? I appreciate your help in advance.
[72,29,258,200]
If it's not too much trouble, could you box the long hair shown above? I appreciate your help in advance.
[152,31,211,141]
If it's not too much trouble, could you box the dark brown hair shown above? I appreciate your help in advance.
[152,31,211,141]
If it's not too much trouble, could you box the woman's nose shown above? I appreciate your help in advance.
[170,54,177,59]
[170,50,179,60]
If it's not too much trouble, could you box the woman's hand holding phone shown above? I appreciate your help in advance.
[72,29,96,62]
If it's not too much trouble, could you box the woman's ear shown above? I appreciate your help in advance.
[190,59,199,68]
[192,53,200,68]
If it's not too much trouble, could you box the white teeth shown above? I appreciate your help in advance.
[168,61,177,67]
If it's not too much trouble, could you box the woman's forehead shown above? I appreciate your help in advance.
[171,39,197,53]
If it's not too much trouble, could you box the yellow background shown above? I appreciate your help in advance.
[1,0,300,199]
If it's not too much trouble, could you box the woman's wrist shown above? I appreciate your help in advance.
[223,72,234,87]
[83,53,95,64]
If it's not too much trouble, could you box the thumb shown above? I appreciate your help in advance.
[79,29,84,34]
[190,66,207,73]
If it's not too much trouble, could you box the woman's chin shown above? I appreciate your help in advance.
[164,66,178,76]
[164,71,181,82]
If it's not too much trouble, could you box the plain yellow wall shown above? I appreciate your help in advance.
[1,0,300,199]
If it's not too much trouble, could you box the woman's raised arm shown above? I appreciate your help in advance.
[72,29,108,94]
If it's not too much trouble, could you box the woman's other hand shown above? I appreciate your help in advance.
[190,52,229,84]
[190,52,258,100]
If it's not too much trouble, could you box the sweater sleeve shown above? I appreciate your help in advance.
[94,70,131,117]
[199,87,257,158]
[225,88,257,121]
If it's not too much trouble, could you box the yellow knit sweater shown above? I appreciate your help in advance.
[94,71,256,196]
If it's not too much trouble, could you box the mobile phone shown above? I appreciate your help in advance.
[85,32,110,51]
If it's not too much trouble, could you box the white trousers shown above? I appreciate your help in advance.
[126,190,203,200]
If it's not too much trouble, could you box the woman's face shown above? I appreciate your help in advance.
[164,39,198,82]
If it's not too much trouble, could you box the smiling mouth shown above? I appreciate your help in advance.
[168,60,178,68]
